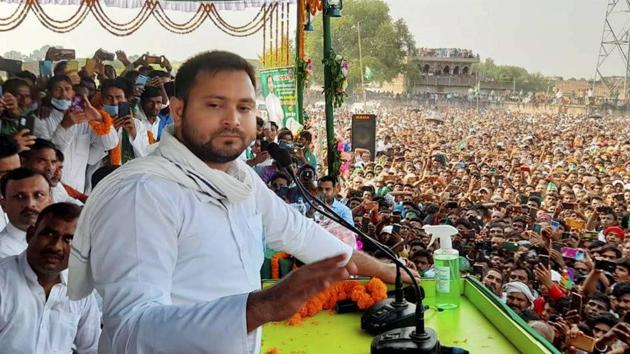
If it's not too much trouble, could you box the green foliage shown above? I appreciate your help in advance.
[304,0,414,92]
[473,57,549,93]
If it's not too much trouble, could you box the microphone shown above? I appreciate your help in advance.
[267,143,443,354]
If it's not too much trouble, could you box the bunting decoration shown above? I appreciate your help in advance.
[0,0,290,37]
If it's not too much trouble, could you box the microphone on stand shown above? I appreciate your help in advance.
[268,143,447,354]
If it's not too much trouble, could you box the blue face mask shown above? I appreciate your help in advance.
[24,103,38,115]
[51,98,71,111]
[103,104,118,118]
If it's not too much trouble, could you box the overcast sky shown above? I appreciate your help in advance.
[0,0,615,78]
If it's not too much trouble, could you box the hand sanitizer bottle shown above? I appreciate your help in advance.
[424,225,460,309]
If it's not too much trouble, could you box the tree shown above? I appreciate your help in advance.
[2,50,27,61]
[473,57,548,93]
[304,0,413,92]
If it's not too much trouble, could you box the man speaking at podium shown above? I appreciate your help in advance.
[68,51,406,354]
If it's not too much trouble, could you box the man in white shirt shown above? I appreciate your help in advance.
[0,168,52,258]
[20,138,82,205]
[0,135,21,230]
[34,75,118,193]
[100,78,152,165]
[136,85,164,141]
[68,51,412,354]
[264,75,284,126]
[0,202,101,353]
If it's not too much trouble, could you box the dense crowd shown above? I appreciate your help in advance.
[249,103,630,353]
[1,45,630,353]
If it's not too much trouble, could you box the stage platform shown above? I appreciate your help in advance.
[261,277,559,354]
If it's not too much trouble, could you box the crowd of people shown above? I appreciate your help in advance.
[298,105,630,353]
[0,49,175,353]
[247,102,630,353]
[1,45,630,353]
[418,47,478,59]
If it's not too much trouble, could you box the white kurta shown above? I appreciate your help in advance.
[76,168,352,354]
[34,109,119,193]
[0,252,101,354]
[115,118,152,159]
[52,184,83,206]
[264,93,283,125]
[0,222,26,258]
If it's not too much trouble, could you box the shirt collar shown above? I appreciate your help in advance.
[4,222,26,241]
[18,251,38,284]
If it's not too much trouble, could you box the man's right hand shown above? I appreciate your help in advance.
[2,93,21,118]
[12,129,36,152]
[246,254,355,332]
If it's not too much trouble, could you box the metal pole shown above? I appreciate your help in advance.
[295,0,304,124]
[357,21,367,107]
[323,7,336,177]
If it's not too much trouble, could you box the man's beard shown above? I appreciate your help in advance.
[180,117,252,164]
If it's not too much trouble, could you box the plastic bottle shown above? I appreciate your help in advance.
[424,225,460,309]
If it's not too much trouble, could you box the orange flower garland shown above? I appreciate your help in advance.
[287,278,388,326]
[271,252,290,279]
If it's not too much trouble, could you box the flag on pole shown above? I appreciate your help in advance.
[364,66,373,81]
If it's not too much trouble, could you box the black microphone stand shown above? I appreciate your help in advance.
[274,156,440,354]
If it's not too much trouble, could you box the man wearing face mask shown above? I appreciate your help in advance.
[0,79,37,152]
[99,78,152,167]
[33,75,118,193]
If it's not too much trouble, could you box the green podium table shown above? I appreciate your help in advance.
[261,277,560,354]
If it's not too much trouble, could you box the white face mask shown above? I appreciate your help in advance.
[51,98,71,111]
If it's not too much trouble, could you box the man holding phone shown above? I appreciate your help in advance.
[0,79,37,152]
[100,78,152,166]
[33,75,118,193]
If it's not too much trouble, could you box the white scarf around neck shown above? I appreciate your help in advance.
[68,127,253,299]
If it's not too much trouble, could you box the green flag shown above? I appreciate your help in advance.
[364,66,373,81]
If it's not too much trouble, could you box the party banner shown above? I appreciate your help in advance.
[260,67,300,132]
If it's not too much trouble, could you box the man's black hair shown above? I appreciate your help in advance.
[453,218,474,229]
[612,281,630,299]
[270,121,279,130]
[101,78,132,98]
[148,70,171,79]
[55,149,64,163]
[33,202,82,227]
[175,51,256,102]
[586,313,619,329]
[270,172,290,184]
[318,175,337,187]
[15,70,37,85]
[2,78,30,95]
[140,86,162,101]
[20,138,57,161]
[588,291,611,309]
[0,168,50,198]
[299,130,313,142]
[53,61,68,76]
[46,75,72,93]
[0,135,20,159]
[91,165,119,189]
[123,70,140,82]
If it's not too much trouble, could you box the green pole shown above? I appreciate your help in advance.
[295,0,304,124]
[323,11,336,177]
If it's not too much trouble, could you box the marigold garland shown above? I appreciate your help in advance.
[271,252,290,279]
[0,0,278,37]
[287,278,388,326]
[88,108,114,136]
